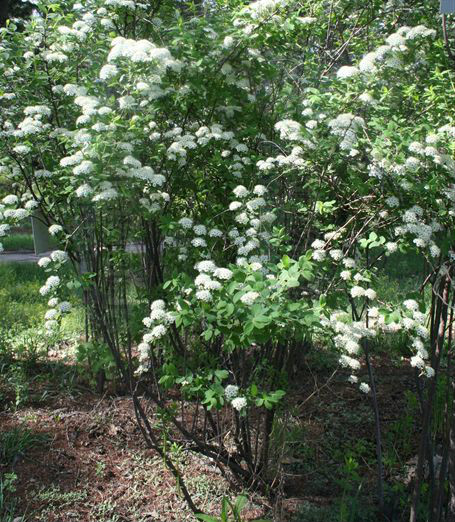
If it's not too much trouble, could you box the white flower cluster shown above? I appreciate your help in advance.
[0,194,30,222]
[310,231,346,263]
[38,250,69,268]
[193,260,234,303]
[224,384,239,400]
[337,66,360,80]
[322,312,376,394]
[107,37,181,73]
[39,275,61,296]
[401,300,433,378]
[357,25,435,74]
[137,300,175,374]
[328,113,365,153]
[240,0,287,21]
[14,105,52,137]
[228,185,274,266]
[395,205,441,258]
[231,396,248,411]
[275,119,302,142]
[43,297,71,333]
[257,145,307,172]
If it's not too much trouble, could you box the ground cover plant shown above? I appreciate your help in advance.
[0,0,454,520]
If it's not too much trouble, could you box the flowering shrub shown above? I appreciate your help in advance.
[0,0,454,518]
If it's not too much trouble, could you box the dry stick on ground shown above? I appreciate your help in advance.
[132,392,200,515]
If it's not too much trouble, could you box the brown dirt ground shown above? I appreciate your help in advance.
[0,354,418,522]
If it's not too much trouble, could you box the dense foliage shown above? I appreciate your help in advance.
[0,0,454,520]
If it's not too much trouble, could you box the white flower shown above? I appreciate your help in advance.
[45,309,58,320]
[150,324,167,339]
[50,250,68,263]
[402,318,415,330]
[365,289,377,300]
[99,64,118,80]
[59,301,72,312]
[403,299,418,311]
[231,397,247,411]
[214,268,233,280]
[275,119,302,141]
[196,289,212,302]
[45,320,58,330]
[222,35,234,48]
[38,257,52,268]
[233,185,249,198]
[48,298,59,307]
[73,160,94,175]
[416,325,429,339]
[118,95,135,110]
[329,249,343,261]
[193,225,207,236]
[209,228,223,238]
[240,291,259,305]
[359,382,370,394]
[49,224,63,236]
[345,340,360,354]
[151,299,166,310]
[385,242,398,253]
[2,194,18,205]
[250,262,262,271]
[340,270,351,281]
[424,366,435,378]
[76,184,93,198]
[386,196,399,208]
[339,355,361,370]
[225,385,239,400]
[350,286,365,298]
[311,239,325,250]
[179,217,193,229]
[343,258,356,268]
[192,238,207,248]
[337,66,360,79]
[196,260,216,273]
[410,355,425,369]
[229,201,242,211]
[430,245,440,258]
[45,275,59,288]
[312,250,326,262]
[253,185,267,196]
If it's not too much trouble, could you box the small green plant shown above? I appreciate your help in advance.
[0,472,21,521]
[7,366,29,410]
[75,341,116,392]
[95,461,106,478]
[196,495,269,522]
[0,427,48,466]
[335,454,376,522]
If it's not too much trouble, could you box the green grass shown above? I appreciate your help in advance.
[1,233,60,252]
[0,263,47,330]
[1,234,34,251]
[377,250,427,305]
[0,427,49,466]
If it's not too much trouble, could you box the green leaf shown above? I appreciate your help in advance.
[281,255,290,268]
[215,370,229,381]
[234,495,248,512]
[195,515,219,522]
